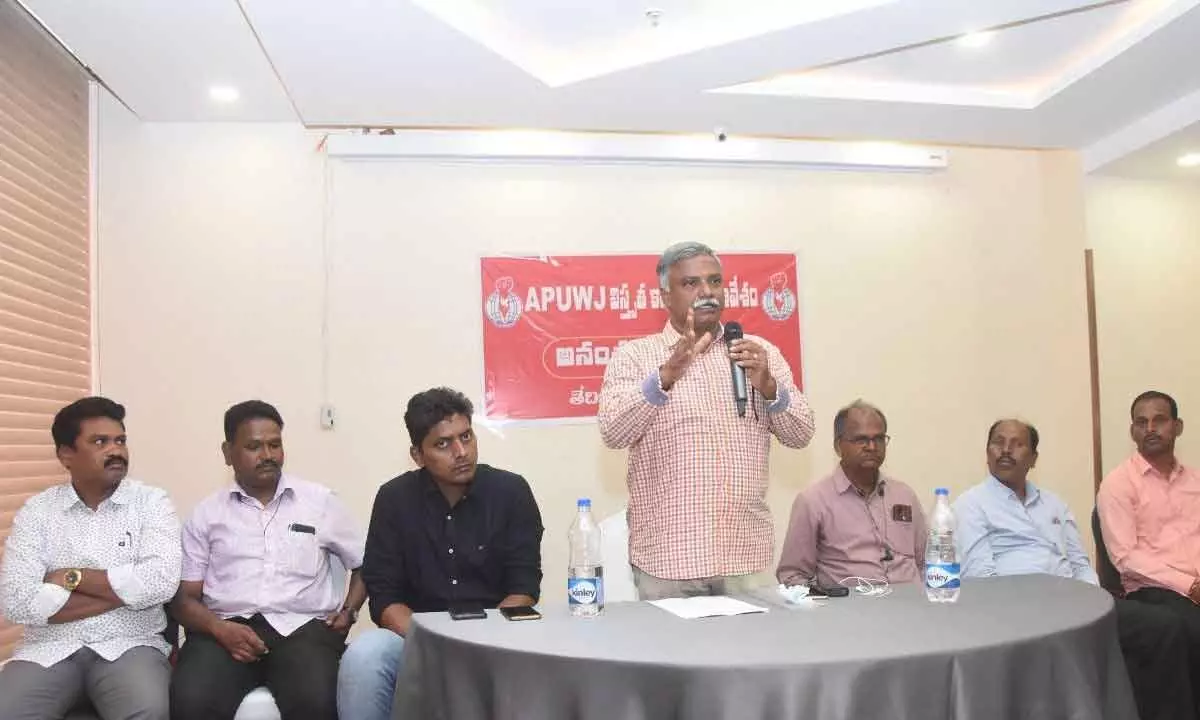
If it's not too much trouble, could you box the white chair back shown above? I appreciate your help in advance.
[599,508,637,603]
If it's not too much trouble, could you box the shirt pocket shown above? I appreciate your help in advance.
[886,518,917,558]
[463,537,503,587]
[283,525,324,577]
[110,524,140,566]
[464,541,493,569]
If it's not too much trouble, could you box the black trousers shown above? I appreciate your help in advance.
[1121,591,1200,720]
[170,615,345,720]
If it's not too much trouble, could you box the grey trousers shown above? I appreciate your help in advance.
[631,566,760,601]
[0,646,169,720]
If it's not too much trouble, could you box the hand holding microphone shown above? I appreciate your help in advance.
[726,324,777,403]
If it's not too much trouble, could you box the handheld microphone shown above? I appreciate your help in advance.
[722,322,748,417]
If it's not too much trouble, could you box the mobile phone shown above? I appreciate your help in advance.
[814,586,850,598]
[499,606,542,621]
[449,607,487,620]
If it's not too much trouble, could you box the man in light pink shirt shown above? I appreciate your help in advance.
[1099,390,1200,715]
[170,401,367,720]
[778,401,927,589]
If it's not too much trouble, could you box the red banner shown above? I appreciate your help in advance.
[481,253,802,421]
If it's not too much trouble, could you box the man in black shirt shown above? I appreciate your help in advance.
[336,387,544,720]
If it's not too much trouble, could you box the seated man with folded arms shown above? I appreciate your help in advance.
[778,401,926,590]
[957,418,1193,720]
[170,400,367,720]
[337,387,544,720]
[0,397,181,720]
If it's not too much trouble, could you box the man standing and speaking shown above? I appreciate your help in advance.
[599,242,815,600]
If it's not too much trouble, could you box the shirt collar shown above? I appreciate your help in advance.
[229,472,294,504]
[57,478,132,512]
[1132,452,1185,481]
[986,474,1040,506]
[108,479,134,505]
[420,467,476,503]
[833,464,888,497]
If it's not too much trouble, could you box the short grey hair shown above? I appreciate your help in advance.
[833,400,888,439]
[656,241,720,291]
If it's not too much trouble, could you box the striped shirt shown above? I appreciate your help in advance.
[181,474,364,637]
[598,321,815,579]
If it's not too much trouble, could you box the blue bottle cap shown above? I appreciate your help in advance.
[935,488,949,496]
[577,498,591,507]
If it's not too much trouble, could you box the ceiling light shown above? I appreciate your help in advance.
[1178,153,1200,168]
[209,86,239,103]
[956,31,994,49]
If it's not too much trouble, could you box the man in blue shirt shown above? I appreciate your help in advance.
[956,420,1095,582]
[956,419,1194,720]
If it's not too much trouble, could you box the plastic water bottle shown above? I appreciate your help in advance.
[568,498,604,617]
[925,488,961,603]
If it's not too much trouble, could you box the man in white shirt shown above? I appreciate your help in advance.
[0,396,181,720]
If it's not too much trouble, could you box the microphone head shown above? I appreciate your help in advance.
[723,321,744,343]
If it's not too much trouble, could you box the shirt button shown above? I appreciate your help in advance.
[451,579,458,585]
[448,548,455,555]
[446,514,452,521]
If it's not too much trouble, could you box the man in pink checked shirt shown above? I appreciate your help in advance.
[598,242,815,600]
[1099,390,1200,715]
[777,401,926,590]
[169,401,367,720]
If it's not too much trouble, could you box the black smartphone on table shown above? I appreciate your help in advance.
[809,586,850,598]
[449,607,487,621]
[499,606,542,621]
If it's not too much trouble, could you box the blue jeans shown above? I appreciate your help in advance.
[337,628,406,720]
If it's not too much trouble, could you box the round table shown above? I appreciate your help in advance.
[392,574,1136,720]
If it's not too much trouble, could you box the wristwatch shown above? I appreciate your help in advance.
[64,569,83,592]
[341,606,359,623]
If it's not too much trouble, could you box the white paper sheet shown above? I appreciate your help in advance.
[648,595,769,619]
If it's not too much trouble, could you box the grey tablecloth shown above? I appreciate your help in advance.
[393,574,1136,720]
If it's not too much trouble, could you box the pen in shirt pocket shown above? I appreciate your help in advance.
[118,530,132,548]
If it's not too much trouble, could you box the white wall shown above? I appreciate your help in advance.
[95,90,1096,604]
[1088,176,1200,477]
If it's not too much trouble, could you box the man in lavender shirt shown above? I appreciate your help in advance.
[169,401,367,720]
[777,400,927,589]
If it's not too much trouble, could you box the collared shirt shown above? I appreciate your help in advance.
[598,321,815,580]
[777,466,926,588]
[0,479,181,668]
[362,465,543,621]
[181,473,364,637]
[1098,453,1200,596]
[955,476,1097,584]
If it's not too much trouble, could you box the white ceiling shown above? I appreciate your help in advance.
[1093,118,1200,181]
[16,0,1200,180]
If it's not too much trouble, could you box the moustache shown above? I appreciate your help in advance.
[692,298,720,310]
[1144,434,1162,443]
[256,461,280,471]
[104,458,127,468]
